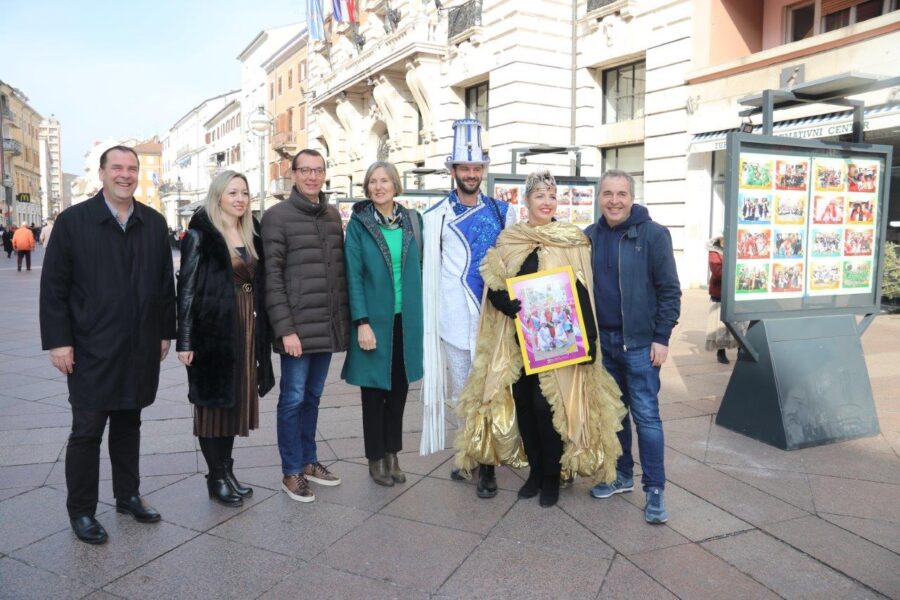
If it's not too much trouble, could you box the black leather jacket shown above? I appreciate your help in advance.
[177,209,274,407]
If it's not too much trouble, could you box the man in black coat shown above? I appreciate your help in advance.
[40,146,176,544]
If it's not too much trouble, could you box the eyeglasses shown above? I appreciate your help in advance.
[294,167,326,176]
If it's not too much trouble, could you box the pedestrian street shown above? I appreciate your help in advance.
[0,247,898,599]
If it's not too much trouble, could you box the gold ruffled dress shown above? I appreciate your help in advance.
[454,221,627,484]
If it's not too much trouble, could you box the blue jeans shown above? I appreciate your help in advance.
[277,352,332,474]
[599,330,665,490]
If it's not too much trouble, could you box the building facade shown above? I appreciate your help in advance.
[238,23,305,213]
[1,80,43,227]
[61,172,76,211]
[160,90,239,228]
[134,138,163,213]
[683,0,900,285]
[204,99,243,180]
[70,138,139,206]
[38,116,63,220]
[263,29,309,201]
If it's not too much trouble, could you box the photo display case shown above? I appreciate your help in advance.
[335,192,447,229]
[722,133,893,322]
[488,174,599,227]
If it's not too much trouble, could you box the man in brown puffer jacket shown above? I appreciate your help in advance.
[262,148,350,504]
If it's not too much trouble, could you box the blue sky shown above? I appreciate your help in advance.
[0,0,304,173]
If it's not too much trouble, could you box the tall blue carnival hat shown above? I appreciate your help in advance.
[445,118,490,168]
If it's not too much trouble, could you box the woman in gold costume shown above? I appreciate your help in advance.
[454,170,625,507]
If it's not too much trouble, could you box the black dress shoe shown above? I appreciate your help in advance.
[115,495,161,523]
[539,476,560,507]
[517,469,542,499]
[70,515,108,544]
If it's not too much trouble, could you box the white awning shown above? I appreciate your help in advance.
[178,201,203,216]
[689,103,900,153]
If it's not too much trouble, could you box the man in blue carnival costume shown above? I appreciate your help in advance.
[420,118,516,498]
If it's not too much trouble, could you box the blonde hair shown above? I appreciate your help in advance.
[363,161,403,199]
[204,170,258,259]
[525,169,557,199]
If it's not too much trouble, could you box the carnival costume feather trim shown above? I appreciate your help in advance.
[453,221,626,483]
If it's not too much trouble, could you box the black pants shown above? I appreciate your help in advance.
[360,315,408,460]
[16,251,31,270]
[512,372,563,479]
[66,407,142,518]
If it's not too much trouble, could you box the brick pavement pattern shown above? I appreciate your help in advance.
[0,247,898,598]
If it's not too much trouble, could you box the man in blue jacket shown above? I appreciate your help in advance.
[585,169,681,524]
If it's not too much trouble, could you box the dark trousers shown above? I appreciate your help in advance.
[360,316,408,460]
[16,251,31,270]
[66,407,142,518]
[512,372,563,479]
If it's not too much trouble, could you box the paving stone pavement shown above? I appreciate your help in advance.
[0,247,898,599]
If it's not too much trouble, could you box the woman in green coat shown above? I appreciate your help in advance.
[342,161,424,486]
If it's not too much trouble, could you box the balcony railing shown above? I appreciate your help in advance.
[271,176,293,199]
[587,0,617,11]
[2,138,22,156]
[176,145,195,160]
[272,131,299,158]
[448,0,482,40]
[0,108,18,128]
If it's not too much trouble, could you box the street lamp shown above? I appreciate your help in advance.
[248,105,274,213]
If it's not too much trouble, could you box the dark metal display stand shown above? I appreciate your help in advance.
[716,316,879,450]
[719,96,892,450]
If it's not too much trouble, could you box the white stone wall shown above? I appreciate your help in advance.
[239,24,304,206]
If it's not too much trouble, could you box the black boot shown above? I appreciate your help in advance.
[223,458,253,498]
[518,468,542,499]
[717,349,730,364]
[539,475,560,507]
[207,465,243,507]
[476,464,498,499]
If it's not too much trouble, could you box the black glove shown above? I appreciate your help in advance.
[487,288,522,318]
[585,338,597,365]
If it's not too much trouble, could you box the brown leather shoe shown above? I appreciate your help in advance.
[282,473,315,502]
[302,462,341,486]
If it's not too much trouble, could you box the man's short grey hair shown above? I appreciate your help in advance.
[600,169,635,198]
[525,169,556,199]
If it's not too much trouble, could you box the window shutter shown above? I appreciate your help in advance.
[821,0,864,15]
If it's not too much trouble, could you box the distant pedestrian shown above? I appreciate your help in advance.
[40,145,176,545]
[342,161,423,487]
[2,225,13,258]
[12,223,36,271]
[176,170,274,507]
[705,234,739,364]
[39,220,53,246]
[262,148,349,503]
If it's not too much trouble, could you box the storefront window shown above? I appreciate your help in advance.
[602,144,644,204]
